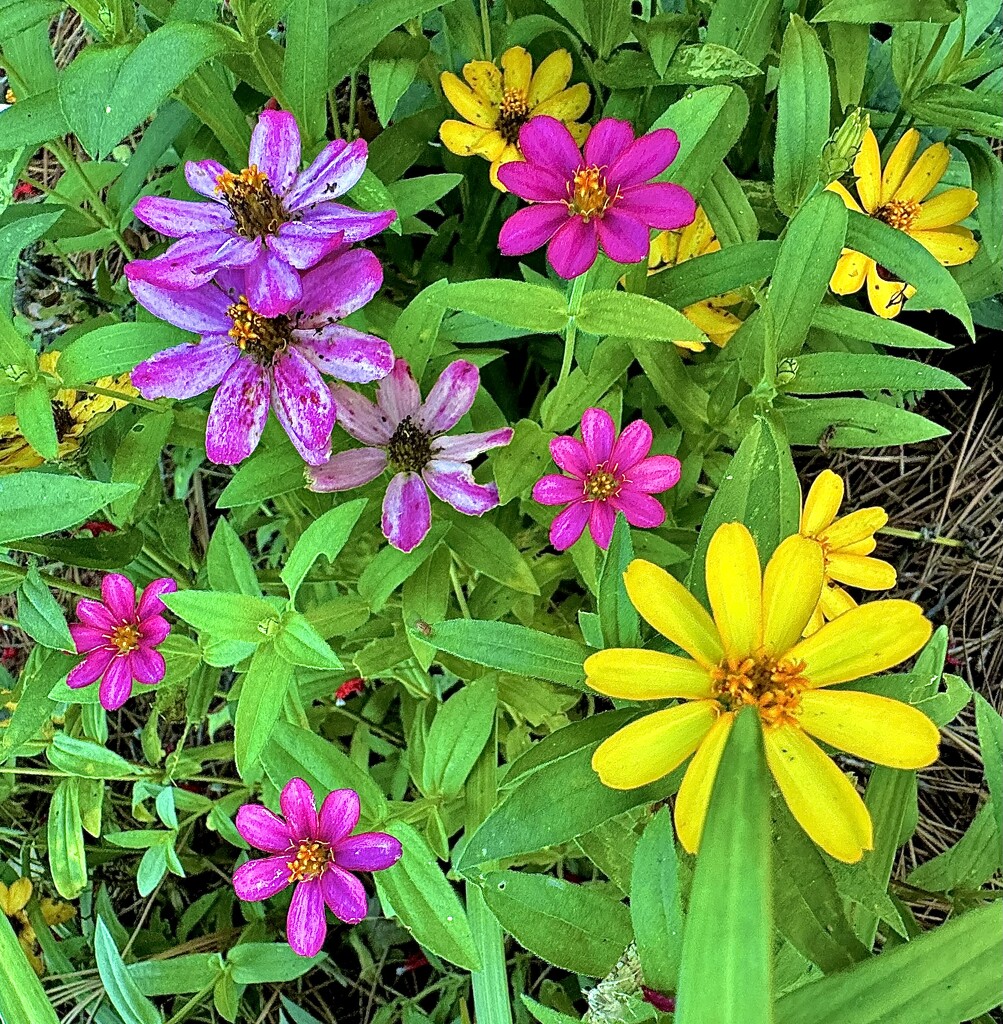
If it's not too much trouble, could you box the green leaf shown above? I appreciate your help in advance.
[127,954,223,997]
[0,647,70,757]
[162,590,277,643]
[368,33,429,127]
[813,0,962,23]
[282,0,333,145]
[274,610,343,670]
[676,709,772,1024]
[281,499,367,602]
[785,352,965,394]
[216,445,307,508]
[94,919,162,1024]
[110,410,174,521]
[0,314,34,367]
[598,514,640,648]
[908,83,1003,138]
[234,642,295,777]
[576,290,707,346]
[974,693,1002,830]
[958,140,1002,264]
[17,565,73,651]
[492,419,553,504]
[647,240,779,308]
[227,943,323,983]
[706,0,783,64]
[57,322,192,385]
[482,870,632,976]
[780,397,948,447]
[0,0,60,35]
[47,734,141,779]
[48,778,88,900]
[907,800,1001,892]
[446,515,539,595]
[584,0,631,58]
[828,23,869,110]
[444,280,570,334]
[811,303,951,349]
[422,678,497,798]
[13,379,57,461]
[0,89,68,150]
[388,279,447,381]
[358,520,448,611]
[0,908,61,1024]
[206,517,262,597]
[0,473,136,543]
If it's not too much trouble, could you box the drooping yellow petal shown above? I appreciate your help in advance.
[762,534,825,656]
[853,128,882,214]
[706,523,763,659]
[532,82,591,122]
[881,128,920,203]
[463,60,503,106]
[0,877,32,915]
[441,72,497,127]
[649,229,680,269]
[488,145,520,190]
[801,469,844,535]
[501,46,532,95]
[624,560,724,668]
[788,599,932,687]
[480,132,510,162]
[830,248,871,295]
[528,49,572,106]
[819,507,887,549]
[909,226,979,266]
[585,648,713,701]
[912,187,978,230]
[803,603,825,637]
[797,689,940,769]
[567,120,590,146]
[439,120,494,156]
[678,206,715,261]
[818,582,857,621]
[826,180,864,214]
[674,712,735,854]
[763,723,873,863]
[866,261,908,319]
[826,553,897,590]
[684,299,742,346]
[894,141,950,204]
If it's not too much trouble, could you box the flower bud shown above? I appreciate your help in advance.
[820,108,870,186]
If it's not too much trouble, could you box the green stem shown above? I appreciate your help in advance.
[163,978,220,1024]
[557,273,588,389]
[348,72,359,137]
[881,23,947,148]
[0,765,247,786]
[0,563,99,599]
[479,0,492,59]
[473,189,501,249]
[83,385,163,412]
[878,526,966,548]
[449,560,472,619]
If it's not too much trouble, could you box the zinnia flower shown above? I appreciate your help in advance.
[232,778,402,957]
[128,110,395,316]
[130,249,393,466]
[587,522,939,863]
[0,876,74,977]
[827,127,978,319]
[497,116,696,279]
[799,469,895,634]
[67,574,177,711]
[439,46,590,190]
[307,358,513,553]
[533,408,681,550]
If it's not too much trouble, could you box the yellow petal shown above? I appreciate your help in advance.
[585,648,713,700]
[830,248,871,295]
[441,72,497,127]
[826,553,897,590]
[649,229,679,269]
[881,128,920,203]
[439,119,493,156]
[803,603,825,637]
[528,49,572,106]
[894,141,950,204]
[624,560,723,668]
[706,523,763,659]
[763,723,873,863]
[801,469,844,536]
[841,537,876,556]
[866,261,909,319]
[819,507,887,549]
[532,82,591,123]
[678,206,715,261]
[853,128,882,214]
[762,534,824,656]
[684,299,742,343]
[819,582,857,621]
[591,701,718,789]
[480,133,510,162]
[797,689,940,769]
[912,187,978,230]
[787,599,933,687]
[488,147,520,191]
[463,60,503,106]
[674,712,735,854]
[909,225,979,267]
[826,180,864,214]
[568,120,590,146]
[0,877,32,915]
[501,46,532,95]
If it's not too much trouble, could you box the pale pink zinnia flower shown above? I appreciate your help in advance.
[67,574,177,710]
[307,358,513,553]
[533,408,682,550]
[232,778,402,957]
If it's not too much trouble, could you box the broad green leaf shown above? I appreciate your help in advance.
[282,0,333,145]
[216,445,307,508]
[227,943,323,983]
[0,211,62,314]
[369,33,429,127]
[273,610,343,670]
[16,564,73,651]
[974,693,1002,829]
[584,0,631,58]
[0,909,61,1024]
[446,515,539,595]
[234,642,295,777]
[402,544,450,669]
[110,410,174,521]
[706,0,783,64]
[422,677,497,798]
[0,89,68,149]
[162,590,277,643]
[958,140,1002,264]
[0,314,34,367]
[521,997,581,1024]
[811,303,951,349]
[358,520,448,611]
[631,339,709,435]
[828,23,869,110]
[0,647,71,756]
[14,380,57,461]
[0,473,135,544]
[94,919,162,1024]
[127,954,224,997]
[492,419,553,503]
[48,778,89,899]
[907,800,1001,892]
[781,397,948,447]
[57,322,192,385]
[444,280,570,334]
[813,0,962,23]
[0,0,59,35]
[539,337,634,432]
[389,279,447,381]
[47,734,142,779]
[206,517,261,597]
[785,353,965,394]
[598,515,640,648]
[576,290,707,346]
[281,499,367,602]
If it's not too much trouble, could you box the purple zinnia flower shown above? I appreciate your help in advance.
[533,408,682,550]
[127,109,395,316]
[232,778,402,957]
[67,574,177,711]
[130,248,394,466]
[497,116,696,279]
[307,358,513,553]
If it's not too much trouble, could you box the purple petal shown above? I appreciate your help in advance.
[267,221,344,270]
[596,209,650,266]
[580,408,615,466]
[584,118,635,169]
[139,615,171,646]
[318,789,361,844]
[66,648,114,689]
[299,204,396,244]
[184,159,230,198]
[205,359,270,465]
[334,833,402,872]
[128,276,231,334]
[607,129,680,190]
[617,182,697,231]
[132,336,239,401]
[128,647,165,685]
[416,360,479,434]
[382,472,432,553]
[101,574,136,621]
[609,419,652,471]
[307,447,387,492]
[550,435,589,477]
[233,855,292,902]
[137,578,178,620]
[532,473,583,506]
[75,598,115,631]
[628,455,682,493]
[271,348,335,465]
[320,865,368,924]
[423,460,500,516]
[285,139,368,210]
[549,500,590,551]
[588,500,617,549]
[126,232,258,290]
[547,216,599,279]
[376,359,420,424]
[99,657,135,711]
[70,623,108,654]
[496,161,568,202]
[327,383,393,444]
[132,196,232,237]
[249,110,301,195]
[287,879,326,956]
[498,203,568,256]
[297,327,394,384]
[432,428,513,461]
[611,489,665,529]
[518,116,581,179]
[236,805,294,854]
[280,778,319,842]
[245,246,302,318]
[298,248,384,323]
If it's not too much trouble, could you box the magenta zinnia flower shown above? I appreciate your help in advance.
[497,116,696,279]
[307,359,513,553]
[67,574,177,711]
[127,110,395,316]
[130,248,393,466]
[232,778,402,957]
[533,408,682,550]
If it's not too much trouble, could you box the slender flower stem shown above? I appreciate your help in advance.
[450,560,472,620]
[473,189,502,249]
[878,526,966,548]
[0,563,100,599]
[83,385,163,412]
[557,273,588,389]
[479,0,492,60]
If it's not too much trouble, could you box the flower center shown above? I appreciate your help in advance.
[711,653,809,728]
[566,166,617,223]
[583,465,621,501]
[109,623,141,656]
[386,416,433,472]
[497,88,531,144]
[214,165,289,238]
[51,401,76,441]
[287,840,331,883]
[226,297,292,366]
[873,199,920,232]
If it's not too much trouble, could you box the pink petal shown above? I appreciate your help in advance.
[74,598,115,631]
[184,159,230,198]
[328,383,393,444]
[132,196,232,237]
[596,208,651,266]
[611,489,666,529]
[101,574,136,621]
[132,336,239,401]
[287,879,326,956]
[546,216,599,279]
[99,656,135,711]
[584,118,635,169]
[125,232,258,290]
[432,428,513,461]
[267,221,344,270]
[376,359,420,424]
[518,116,582,178]
[318,789,361,845]
[128,647,165,685]
[496,161,568,201]
[128,275,231,335]
[250,109,301,195]
[416,360,479,434]
[532,473,583,506]
[580,408,615,466]
[299,204,397,244]
[233,855,292,902]
[271,348,335,465]
[498,203,568,256]
[607,129,680,190]
[617,181,696,231]
[297,327,394,384]
[285,139,368,210]
[205,359,271,466]
[423,460,500,516]
[609,419,652,471]
[588,500,617,549]
[236,805,294,854]
[137,578,178,620]
[280,778,319,841]
[333,832,402,872]
[320,864,368,924]
[382,472,431,553]
[245,247,302,318]
[628,455,682,493]
[66,648,114,689]
[550,435,589,476]
[139,616,171,646]
[70,623,108,654]
[307,447,387,491]
[298,248,384,322]
[549,500,590,551]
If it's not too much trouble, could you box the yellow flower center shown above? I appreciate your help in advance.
[287,840,331,883]
[711,653,809,728]
[497,88,531,144]
[584,466,620,501]
[873,199,921,232]
[109,624,141,656]
[387,415,433,472]
[214,165,289,238]
[226,297,292,366]
[566,166,618,223]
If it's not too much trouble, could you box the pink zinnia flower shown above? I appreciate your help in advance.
[67,574,177,711]
[232,778,402,957]
[533,408,682,550]
[497,116,696,279]
[127,110,395,316]
[129,249,393,466]
[307,359,513,553]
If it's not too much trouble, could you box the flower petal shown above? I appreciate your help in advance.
[464,60,503,106]
[318,789,361,844]
[584,648,712,700]
[205,359,270,465]
[706,523,763,660]
[307,447,388,491]
[895,141,950,204]
[532,473,583,505]
[866,261,910,319]
[674,711,734,854]
[320,865,368,924]
[377,359,421,424]
[67,648,114,689]
[287,879,326,956]
[518,115,582,178]
[502,45,533,94]
[233,855,292,902]
[417,360,479,434]
[75,598,116,631]
[126,232,259,290]
[578,408,614,466]
[608,129,680,190]
[139,615,171,647]
[819,507,886,549]
[432,428,513,461]
[611,489,665,529]
[762,534,824,657]
[327,383,393,444]
[271,348,335,465]
[299,204,396,245]
[440,119,495,156]
[99,657,135,711]
[825,553,896,590]
[547,215,599,279]
[825,180,864,214]
[596,209,651,266]
[70,623,107,654]
[382,472,432,553]
[550,435,588,476]
[249,110,301,195]
[335,832,403,872]
[423,460,499,516]
[528,49,572,105]
[137,578,177,620]
[280,778,318,841]
[245,247,302,318]
[819,582,857,621]
[298,248,384,323]
[101,574,136,621]
[617,182,696,231]
[532,83,590,122]
[880,128,919,203]
[549,500,590,550]
[284,139,367,210]
[132,336,239,401]
[608,419,651,469]
[267,221,345,270]
[498,203,568,255]
[129,647,165,685]
[853,128,882,214]
[912,187,978,230]
[801,469,843,535]
[132,196,232,237]
[236,804,293,853]
[299,328,395,387]
[626,455,681,494]
[185,159,229,198]
[829,249,870,295]
[909,225,979,266]
[496,161,568,201]
[588,499,616,548]
[441,71,496,127]
[584,117,635,170]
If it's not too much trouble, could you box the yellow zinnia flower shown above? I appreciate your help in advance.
[799,469,896,635]
[587,522,938,863]
[0,352,134,475]
[826,127,979,319]
[439,46,590,191]
[646,206,743,348]
[0,876,75,976]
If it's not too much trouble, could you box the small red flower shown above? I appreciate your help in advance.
[12,181,40,200]
[80,520,118,535]
[335,677,366,704]
[641,988,676,1013]
[1,647,16,661]
[398,951,429,974]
